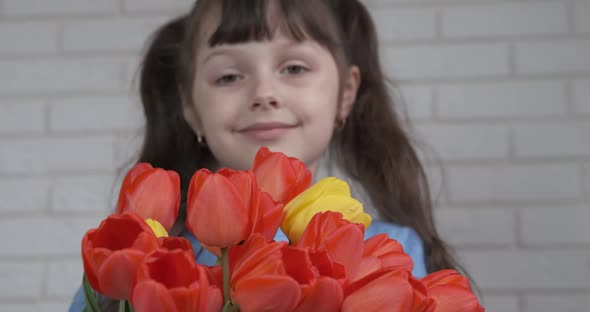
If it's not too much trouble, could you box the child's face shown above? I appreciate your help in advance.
[185,31,358,175]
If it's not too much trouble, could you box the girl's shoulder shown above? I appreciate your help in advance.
[365,219,423,245]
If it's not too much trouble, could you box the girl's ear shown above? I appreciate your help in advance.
[338,65,361,121]
[179,86,204,135]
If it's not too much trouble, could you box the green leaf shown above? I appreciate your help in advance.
[82,274,101,312]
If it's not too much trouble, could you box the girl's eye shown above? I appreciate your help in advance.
[215,74,241,85]
[282,64,308,75]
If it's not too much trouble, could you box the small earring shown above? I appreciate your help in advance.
[197,131,205,145]
[335,118,347,130]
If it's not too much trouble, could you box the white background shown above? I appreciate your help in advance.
[0,0,589,311]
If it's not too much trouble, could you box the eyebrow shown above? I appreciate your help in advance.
[201,49,233,65]
[201,40,311,65]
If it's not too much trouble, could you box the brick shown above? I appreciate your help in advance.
[460,250,590,290]
[0,261,44,298]
[435,208,515,246]
[0,178,49,214]
[0,137,116,174]
[524,294,590,312]
[0,22,58,54]
[513,123,590,158]
[442,2,568,38]
[383,44,509,80]
[480,295,519,312]
[0,58,123,95]
[437,81,567,119]
[446,164,581,202]
[0,100,46,134]
[393,85,433,120]
[46,260,84,298]
[416,124,509,161]
[3,0,118,16]
[49,96,143,132]
[574,0,590,33]
[0,217,102,256]
[124,0,193,12]
[370,8,436,42]
[0,302,70,312]
[516,40,590,74]
[573,79,590,114]
[521,206,590,245]
[63,17,168,52]
[52,175,117,214]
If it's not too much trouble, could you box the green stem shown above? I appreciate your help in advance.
[82,274,100,312]
[118,300,126,312]
[126,300,135,312]
[221,300,232,312]
[221,247,230,303]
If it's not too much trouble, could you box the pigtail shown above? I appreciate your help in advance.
[97,16,197,312]
[329,0,462,275]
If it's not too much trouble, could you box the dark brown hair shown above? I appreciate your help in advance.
[100,0,464,309]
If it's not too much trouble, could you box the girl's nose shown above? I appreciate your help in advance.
[250,95,280,111]
[250,76,281,111]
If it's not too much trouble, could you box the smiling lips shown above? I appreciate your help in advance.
[238,122,298,140]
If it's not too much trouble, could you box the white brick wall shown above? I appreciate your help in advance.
[0,1,588,311]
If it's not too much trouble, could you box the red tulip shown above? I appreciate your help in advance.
[116,163,180,231]
[186,169,283,251]
[296,211,365,278]
[159,236,194,257]
[282,246,344,312]
[342,268,431,312]
[351,234,414,283]
[422,270,485,312]
[82,213,160,300]
[229,235,301,312]
[131,249,223,312]
[253,147,312,204]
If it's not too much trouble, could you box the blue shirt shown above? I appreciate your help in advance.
[68,221,427,311]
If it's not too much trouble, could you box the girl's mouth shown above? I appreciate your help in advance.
[237,122,298,141]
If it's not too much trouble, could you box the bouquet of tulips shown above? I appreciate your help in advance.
[80,147,484,312]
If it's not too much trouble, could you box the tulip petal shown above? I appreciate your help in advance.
[160,237,194,256]
[96,249,145,299]
[186,171,249,248]
[81,214,160,297]
[230,236,287,284]
[283,178,352,222]
[253,147,311,204]
[282,246,317,285]
[133,250,223,312]
[294,277,343,312]
[251,191,284,241]
[422,270,484,312]
[422,270,471,290]
[132,280,178,312]
[344,269,429,312]
[282,192,369,243]
[232,275,302,312]
[427,285,484,312]
[116,164,180,231]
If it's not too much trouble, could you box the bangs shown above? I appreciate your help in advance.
[206,0,341,49]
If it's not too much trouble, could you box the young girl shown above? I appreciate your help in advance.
[70,0,461,310]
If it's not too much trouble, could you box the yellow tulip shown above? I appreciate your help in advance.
[281,177,372,243]
[145,218,169,238]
